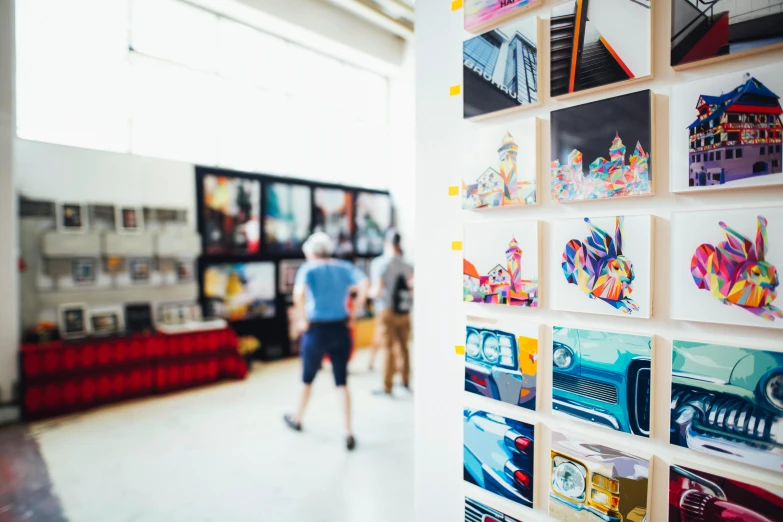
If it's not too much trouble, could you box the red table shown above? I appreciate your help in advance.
[21,327,247,420]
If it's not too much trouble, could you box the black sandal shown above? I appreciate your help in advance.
[284,414,302,432]
[346,435,356,451]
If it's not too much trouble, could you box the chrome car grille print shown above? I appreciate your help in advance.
[553,372,618,404]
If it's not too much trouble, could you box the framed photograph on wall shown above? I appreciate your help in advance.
[264,181,312,254]
[200,172,261,256]
[550,0,652,99]
[278,259,304,295]
[314,187,354,257]
[203,261,276,321]
[124,303,153,334]
[355,191,392,256]
[463,14,542,120]
[128,258,152,284]
[58,303,89,340]
[89,307,123,336]
[57,202,88,233]
[670,64,783,193]
[115,206,144,234]
[71,258,97,285]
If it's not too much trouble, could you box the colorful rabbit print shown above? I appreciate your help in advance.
[691,216,781,321]
[561,217,638,314]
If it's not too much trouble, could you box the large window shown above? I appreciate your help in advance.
[15,0,390,185]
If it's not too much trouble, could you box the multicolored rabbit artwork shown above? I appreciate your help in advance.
[691,216,781,321]
[561,217,638,314]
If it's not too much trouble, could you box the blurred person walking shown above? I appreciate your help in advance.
[284,232,368,450]
[370,230,414,396]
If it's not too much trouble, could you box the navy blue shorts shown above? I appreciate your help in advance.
[301,322,351,386]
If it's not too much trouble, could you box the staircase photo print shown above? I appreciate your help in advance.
[671,0,783,69]
[550,0,651,98]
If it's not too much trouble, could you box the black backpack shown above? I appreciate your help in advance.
[392,273,412,314]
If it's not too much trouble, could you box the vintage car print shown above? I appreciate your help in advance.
[464,409,535,508]
[464,496,521,522]
[552,326,651,436]
[670,340,783,473]
[550,431,649,522]
[465,321,538,410]
[669,464,783,521]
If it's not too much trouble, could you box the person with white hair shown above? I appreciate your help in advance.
[284,231,368,451]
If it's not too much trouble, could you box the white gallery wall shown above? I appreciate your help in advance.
[414,2,783,522]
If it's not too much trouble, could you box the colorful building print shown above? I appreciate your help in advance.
[562,217,638,314]
[464,131,536,208]
[691,215,781,321]
[465,0,542,33]
[552,134,651,202]
[688,75,783,187]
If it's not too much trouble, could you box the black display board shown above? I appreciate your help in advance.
[195,166,393,361]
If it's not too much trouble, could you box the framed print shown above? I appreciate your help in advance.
[355,191,392,256]
[462,117,539,209]
[550,215,653,318]
[89,307,123,336]
[175,259,193,283]
[263,181,311,254]
[128,258,152,284]
[203,262,276,321]
[58,303,89,340]
[671,339,783,473]
[551,90,654,202]
[71,258,97,285]
[201,173,261,255]
[669,463,783,520]
[552,326,652,437]
[465,317,538,411]
[464,0,543,33]
[314,187,354,256]
[158,302,193,325]
[57,203,88,233]
[464,409,535,508]
[550,431,650,522]
[464,497,521,522]
[670,64,783,193]
[550,0,652,98]
[671,0,783,70]
[115,206,144,234]
[463,14,541,120]
[124,303,153,333]
[278,259,304,295]
[671,207,782,329]
[463,220,540,307]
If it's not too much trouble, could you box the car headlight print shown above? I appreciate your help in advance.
[482,333,500,364]
[552,344,573,369]
[551,456,586,500]
[765,371,783,411]
[466,330,481,359]
[498,334,515,368]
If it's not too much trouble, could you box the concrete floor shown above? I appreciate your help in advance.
[29,348,413,522]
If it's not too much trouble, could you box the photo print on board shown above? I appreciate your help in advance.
[263,181,311,254]
[202,174,261,255]
[550,0,652,97]
[464,0,543,33]
[551,90,653,202]
[670,63,783,192]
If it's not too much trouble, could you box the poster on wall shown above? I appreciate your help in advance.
[670,64,783,193]
[355,191,392,256]
[463,13,541,119]
[278,259,304,295]
[670,340,783,473]
[201,174,261,255]
[550,0,651,97]
[314,187,354,257]
[463,220,539,307]
[671,207,782,329]
[671,0,783,70]
[203,262,276,321]
[669,464,783,521]
[462,117,539,209]
[551,90,654,202]
[552,326,652,437]
[550,215,653,318]
[464,409,535,508]
[550,431,650,522]
[464,0,543,33]
[464,497,521,522]
[465,317,538,411]
[264,181,311,254]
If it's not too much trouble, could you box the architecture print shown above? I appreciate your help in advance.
[463,131,536,208]
[464,236,538,307]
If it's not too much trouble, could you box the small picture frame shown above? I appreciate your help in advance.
[158,302,196,325]
[89,307,123,336]
[129,258,152,283]
[58,303,89,339]
[116,206,144,234]
[57,203,88,233]
[175,260,192,283]
[125,303,153,334]
[71,258,97,284]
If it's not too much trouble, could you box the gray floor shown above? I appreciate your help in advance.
[30,348,413,522]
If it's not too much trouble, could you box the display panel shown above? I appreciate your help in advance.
[203,262,276,320]
[201,173,261,255]
[551,90,653,202]
[264,181,311,254]
[463,409,535,508]
[314,187,354,256]
[552,326,652,437]
[355,191,392,256]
